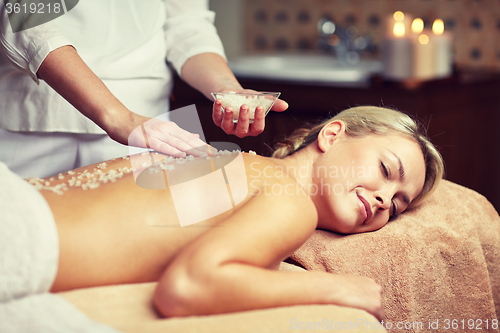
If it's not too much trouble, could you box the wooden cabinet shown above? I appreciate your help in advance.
[170,71,500,212]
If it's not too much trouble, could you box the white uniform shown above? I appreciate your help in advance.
[0,0,226,177]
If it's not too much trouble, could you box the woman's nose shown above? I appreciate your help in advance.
[374,185,395,210]
[375,194,390,210]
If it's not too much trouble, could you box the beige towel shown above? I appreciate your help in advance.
[60,263,387,333]
[290,180,500,332]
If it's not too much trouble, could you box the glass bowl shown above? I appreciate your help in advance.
[211,91,281,123]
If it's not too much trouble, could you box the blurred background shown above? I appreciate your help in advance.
[170,0,500,211]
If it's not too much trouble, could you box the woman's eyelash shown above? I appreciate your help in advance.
[381,162,389,178]
[392,201,398,218]
[382,162,398,218]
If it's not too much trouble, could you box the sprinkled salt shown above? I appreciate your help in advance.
[27,177,39,184]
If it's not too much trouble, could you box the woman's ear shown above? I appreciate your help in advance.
[317,120,345,152]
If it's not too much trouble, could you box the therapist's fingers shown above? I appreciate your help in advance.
[148,137,186,158]
[220,106,236,134]
[271,99,288,112]
[145,121,208,157]
[234,105,250,138]
[212,99,224,127]
[247,106,265,136]
[148,133,209,158]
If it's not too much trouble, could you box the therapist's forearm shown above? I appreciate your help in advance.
[180,53,242,100]
[36,45,139,141]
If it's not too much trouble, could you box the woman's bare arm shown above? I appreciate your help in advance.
[153,176,383,320]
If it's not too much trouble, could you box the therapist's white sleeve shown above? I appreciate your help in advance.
[0,1,73,83]
[164,0,227,75]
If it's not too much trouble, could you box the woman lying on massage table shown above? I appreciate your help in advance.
[36,106,443,321]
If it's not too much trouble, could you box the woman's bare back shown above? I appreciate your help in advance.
[39,154,236,291]
[39,152,280,292]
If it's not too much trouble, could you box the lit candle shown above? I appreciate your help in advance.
[410,18,435,80]
[432,19,453,78]
[411,18,424,35]
[413,32,435,80]
[382,12,413,80]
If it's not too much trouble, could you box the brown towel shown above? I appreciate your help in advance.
[291,180,500,333]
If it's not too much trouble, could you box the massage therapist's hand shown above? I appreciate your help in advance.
[37,46,208,158]
[117,113,209,158]
[212,88,289,138]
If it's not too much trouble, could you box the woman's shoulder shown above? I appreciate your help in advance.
[242,152,299,184]
[239,152,318,228]
[242,152,314,202]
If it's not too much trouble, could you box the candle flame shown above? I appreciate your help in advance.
[418,34,429,45]
[393,21,406,37]
[411,18,424,34]
[393,11,405,21]
[433,19,445,35]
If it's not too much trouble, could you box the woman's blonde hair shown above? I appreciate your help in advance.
[272,106,444,207]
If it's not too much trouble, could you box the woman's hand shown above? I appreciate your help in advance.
[212,88,289,138]
[320,273,383,321]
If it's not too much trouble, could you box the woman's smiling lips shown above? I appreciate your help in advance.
[356,193,373,223]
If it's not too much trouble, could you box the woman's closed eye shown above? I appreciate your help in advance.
[391,201,398,219]
[381,162,388,178]
[381,162,398,218]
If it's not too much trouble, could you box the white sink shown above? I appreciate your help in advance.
[228,54,382,87]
